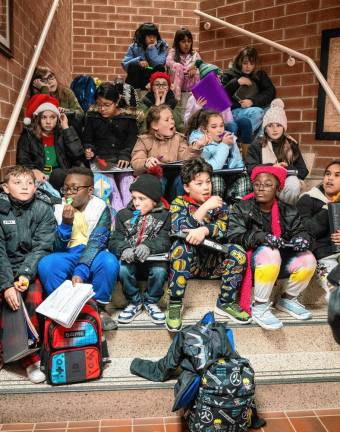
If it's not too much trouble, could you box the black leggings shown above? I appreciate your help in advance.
[125,63,165,90]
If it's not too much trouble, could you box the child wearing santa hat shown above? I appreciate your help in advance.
[227,165,316,330]
[16,94,85,189]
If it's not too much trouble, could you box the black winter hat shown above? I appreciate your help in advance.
[129,174,162,203]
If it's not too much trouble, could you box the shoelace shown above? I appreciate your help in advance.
[256,302,273,318]
[168,304,181,319]
[146,304,161,313]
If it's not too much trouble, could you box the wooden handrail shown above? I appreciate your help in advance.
[0,0,61,168]
[194,9,340,115]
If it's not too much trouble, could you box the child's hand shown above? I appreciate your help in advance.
[72,275,83,286]
[274,162,288,168]
[121,248,135,263]
[238,77,252,86]
[62,204,75,225]
[139,60,149,68]
[134,244,150,262]
[145,157,160,169]
[240,99,253,108]
[32,169,47,183]
[85,148,95,160]
[196,97,207,109]
[4,287,20,311]
[203,195,223,211]
[195,133,210,149]
[117,160,130,169]
[59,113,69,129]
[222,132,234,146]
[14,276,29,292]
[187,67,197,78]
[331,230,340,245]
[183,227,209,245]
[33,78,45,90]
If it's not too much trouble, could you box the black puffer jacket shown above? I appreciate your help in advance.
[297,186,333,259]
[0,190,56,291]
[16,126,85,171]
[227,198,311,250]
[82,110,138,162]
[222,67,276,109]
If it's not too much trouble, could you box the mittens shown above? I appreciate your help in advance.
[292,236,310,252]
[121,248,135,263]
[263,234,285,249]
[134,244,150,263]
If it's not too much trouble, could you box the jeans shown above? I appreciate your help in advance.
[160,174,184,202]
[119,262,168,304]
[226,118,253,144]
[232,107,265,136]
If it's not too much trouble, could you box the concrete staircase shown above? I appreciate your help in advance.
[0,277,339,424]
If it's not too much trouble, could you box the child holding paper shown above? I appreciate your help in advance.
[0,166,55,382]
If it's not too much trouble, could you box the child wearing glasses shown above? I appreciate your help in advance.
[0,166,55,383]
[246,99,308,205]
[16,94,85,192]
[83,82,139,211]
[138,72,184,133]
[38,167,119,331]
[227,165,316,331]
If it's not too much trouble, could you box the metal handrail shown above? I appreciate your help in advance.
[194,9,340,115]
[0,0,61,168]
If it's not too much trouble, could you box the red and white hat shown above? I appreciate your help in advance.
[24,94,60,125]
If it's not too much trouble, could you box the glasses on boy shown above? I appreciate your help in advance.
[60,185,91,195]
[253,182,275,191]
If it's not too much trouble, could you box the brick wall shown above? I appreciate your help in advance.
[72,0,201,80]
[199,0,340,171]
[0,0,72,176]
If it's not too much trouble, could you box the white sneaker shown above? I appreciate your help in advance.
[144,303,165,325]
[252,302,283,330]
[26,361,46,384]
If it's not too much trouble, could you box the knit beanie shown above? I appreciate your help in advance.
[195,59,220,79]
[262,98,287,131]
[251,165,287,191]
[24,94,60,125]
[149,72,171,89]
[129,173,162,203]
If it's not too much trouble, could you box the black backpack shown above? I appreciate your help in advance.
[186,354,256,432]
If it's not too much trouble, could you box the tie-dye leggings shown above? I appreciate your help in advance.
[168,239,246,303]
[252,246,317,302]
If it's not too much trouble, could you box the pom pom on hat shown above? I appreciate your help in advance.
[24,94,60,125]
[149,72,171,89]
[262,98,287,131]
[195,59,221,79]
[251,165,287,191]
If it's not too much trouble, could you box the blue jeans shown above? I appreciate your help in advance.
[38,245,119,304]
[119,262,168,305]
[226,118,253,144]
[160,174,184,202]
[232,107,264,136]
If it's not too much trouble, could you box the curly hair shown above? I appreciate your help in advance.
[180,157,213,185]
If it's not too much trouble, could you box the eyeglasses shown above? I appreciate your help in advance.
[253,182,275,191]
[153,83,168,89]
[60,185,91,195]
[96,102,114,110]
[40,74,56,84]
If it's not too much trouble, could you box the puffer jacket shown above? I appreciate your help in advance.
[109,201,170,257]
[0,190,56,291]
[122,39,168,70]
[227,197,311,250]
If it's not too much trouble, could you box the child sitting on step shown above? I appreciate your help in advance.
[0,166,56,383]
[166,157,250,332]
[227,165,316,331]
[109,173,170,325]
[38,167,119,331]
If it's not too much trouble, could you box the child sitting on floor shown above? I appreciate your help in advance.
[38,167,119,331]
[0,166,56,383]
[227,165,316,330]
[166,157,250,332]
[109,173,170,325]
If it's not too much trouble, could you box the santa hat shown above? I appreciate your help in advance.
[251,165,287,191]
[262,98,287,131]
[195,59,221,79]
[149,72,171,89]
[24,94,60,125]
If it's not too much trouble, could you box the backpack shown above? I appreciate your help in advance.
[41,300,105,385]
[70,75,97,112]
[186,354,255,432]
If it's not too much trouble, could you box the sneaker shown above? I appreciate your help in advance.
[144,303,165,325]
[118,303,143,324]
[252,302,283,330]
[275,297,312,320]
[215,300,251,324]
[26,361,46,384]
[165,301,183,332]
[100,311,118,331]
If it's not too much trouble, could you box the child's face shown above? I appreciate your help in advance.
[265,123,284,141]
[40,111,58,133]
[3,174,36,202]
[62,174,93,211]
[152,77,169,98]
[184,172,212,204]
[145,34,157,46]
[152,108,175,137]
[203,115,225,142]
[323,164,340,198]
[96,96,118,118]
[40,72,58,93]
[253,173,278,204]
[241,58,256,75]
[131,191,156,215]
[179,36,192,54]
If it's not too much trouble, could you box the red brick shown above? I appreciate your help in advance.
[272,63,304,76]
[284,24,317,39]
[321,0,340,7]
[302,110,317,121]
[285,110,302,121]
[286,0,319,15]
[288,122,312,133]
[309,8,340,23]
[245,0,274,10]
[285,98,314,109]
[255,5,284,21]
[244,19,274,33]
[275,13,307,29]
[218,3,245,17]
[176,1,199,10]
[281,73,315,86]
[303,84,319,97]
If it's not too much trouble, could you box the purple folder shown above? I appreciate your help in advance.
[191,72,232,112]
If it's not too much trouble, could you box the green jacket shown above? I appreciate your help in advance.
[0,190,56,291]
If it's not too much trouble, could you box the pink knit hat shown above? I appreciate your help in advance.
[262,98,287,131]
[251,165,287,191]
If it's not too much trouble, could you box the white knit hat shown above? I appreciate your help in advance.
[262,98,287,131]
